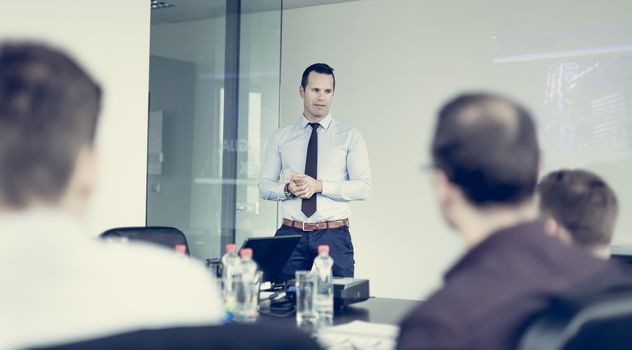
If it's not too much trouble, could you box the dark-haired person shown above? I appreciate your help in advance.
[396,93,632,350]
[0,42,224,349]
[538,169,618,259]
[259,63,371,279]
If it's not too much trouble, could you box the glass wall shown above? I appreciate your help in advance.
[147,0,282,261]
[235,0,283,246]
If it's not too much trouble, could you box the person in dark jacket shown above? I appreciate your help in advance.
[397,93,631,350]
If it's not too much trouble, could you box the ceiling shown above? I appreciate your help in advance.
[151,0,362,24]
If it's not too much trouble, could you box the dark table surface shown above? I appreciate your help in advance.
[258,297,419,327]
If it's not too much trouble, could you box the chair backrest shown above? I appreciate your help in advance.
[518,289,632,350]
[30,323,323,350]
[100,226,190,256]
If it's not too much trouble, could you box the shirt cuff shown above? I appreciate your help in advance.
[321,180,340,197]
[276,183,288,200]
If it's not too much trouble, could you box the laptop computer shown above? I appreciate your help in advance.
[239,235,301,284]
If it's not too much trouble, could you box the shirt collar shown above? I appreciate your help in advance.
[299,113,333,130]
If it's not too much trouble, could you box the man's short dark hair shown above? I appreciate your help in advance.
[301,63,335,90]
[538,169,618,248]
[431,93,539,206]
[0,42,102,207]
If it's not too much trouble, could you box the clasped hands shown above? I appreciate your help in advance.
[287,174,322,199]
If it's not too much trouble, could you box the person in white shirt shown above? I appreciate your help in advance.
[259,63,371,279]
[0,42,224,350]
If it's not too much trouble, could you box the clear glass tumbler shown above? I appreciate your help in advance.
[295,270,317,328]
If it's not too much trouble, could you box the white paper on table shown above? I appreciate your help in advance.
[316,321,400,350]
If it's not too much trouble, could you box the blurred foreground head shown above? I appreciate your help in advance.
[0,42,101,214]
[431,93,540,242]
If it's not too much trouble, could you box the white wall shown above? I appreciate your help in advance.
[281,0,632,299]
[0,1,150,234]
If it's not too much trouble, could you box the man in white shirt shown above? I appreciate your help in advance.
[0,42,224,350]
[259,63,371,279]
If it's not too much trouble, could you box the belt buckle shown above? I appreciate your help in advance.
[301,221,314,232]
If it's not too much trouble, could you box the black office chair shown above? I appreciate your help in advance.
[29,323,323,350]
[100,226,190,256]
[518,289,632,350]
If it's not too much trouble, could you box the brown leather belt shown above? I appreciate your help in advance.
[282,218,349,232]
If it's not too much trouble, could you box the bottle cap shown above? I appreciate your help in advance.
[240,248,253,258]
[318,245,330,255]
[226,243,236,253]
[175,244,187,254]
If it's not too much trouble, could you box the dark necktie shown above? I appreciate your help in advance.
[302,122,319,217]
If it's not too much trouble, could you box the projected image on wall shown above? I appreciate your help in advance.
[492,23,632,246]
[541,55,632,167]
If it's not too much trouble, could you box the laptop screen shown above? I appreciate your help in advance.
[239,235,301,283]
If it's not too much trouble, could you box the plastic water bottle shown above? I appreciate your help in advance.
[234,248,259,322]
[239,248,258,284]
[221,244,241,313]
[313,245,334,324]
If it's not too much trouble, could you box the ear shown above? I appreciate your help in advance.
[545,217,573,245]
[544,217,559,236]
[434,170,453,208]
[75,146,98,195]
[299,85,305,98]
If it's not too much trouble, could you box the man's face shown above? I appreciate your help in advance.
[300,72,334,120]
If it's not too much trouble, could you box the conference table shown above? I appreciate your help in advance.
[258,297,418,349]
[259,297,419,327]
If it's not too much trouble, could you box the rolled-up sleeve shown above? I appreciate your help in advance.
[258,133,288,201]
[321,131,371,202]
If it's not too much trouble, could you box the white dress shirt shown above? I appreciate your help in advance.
[0,209,224,350]
[259,114,371,222]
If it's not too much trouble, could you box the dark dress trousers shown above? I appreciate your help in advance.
[275,224,354,280]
